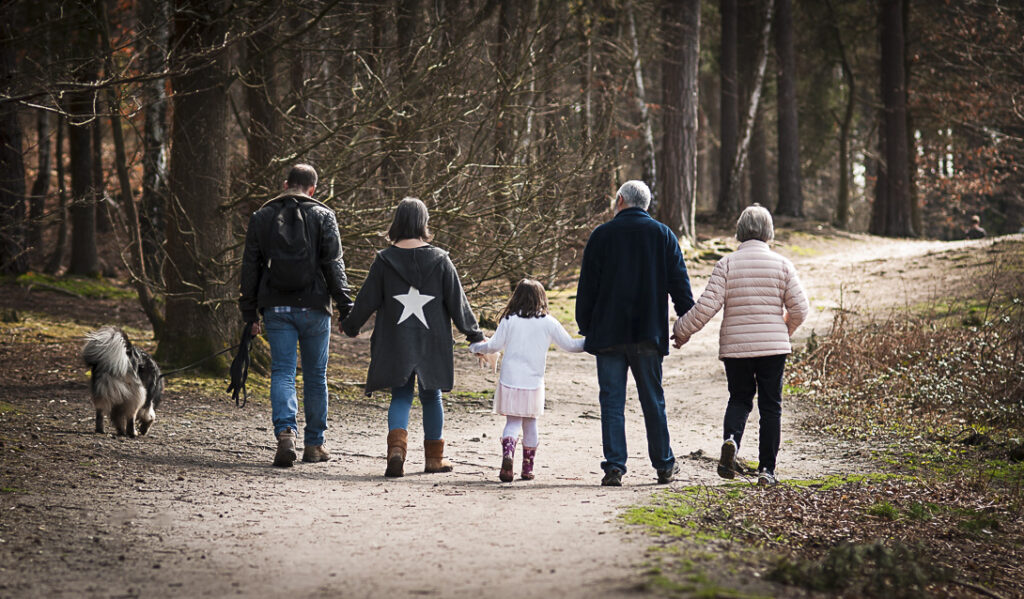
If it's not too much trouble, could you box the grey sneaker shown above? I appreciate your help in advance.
[274,429,297,467]
[657,462,680,484]
[757,469,777,486]
[601,468,623,487]
[717,438,738,479]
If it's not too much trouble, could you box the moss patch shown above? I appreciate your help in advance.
[13,272,137,301]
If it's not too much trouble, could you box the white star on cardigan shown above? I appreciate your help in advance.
[393,286,435,328]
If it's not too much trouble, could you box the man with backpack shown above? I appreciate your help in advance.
[240,164,353,467]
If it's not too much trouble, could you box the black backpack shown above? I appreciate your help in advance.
[264,198,319,292]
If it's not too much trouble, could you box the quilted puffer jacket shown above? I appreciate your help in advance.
[673,240,809,358]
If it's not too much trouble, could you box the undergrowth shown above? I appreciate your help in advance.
[791,243,1024,451]
[626,241,1024,598]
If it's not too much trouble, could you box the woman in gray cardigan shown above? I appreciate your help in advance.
[342,198,485,477]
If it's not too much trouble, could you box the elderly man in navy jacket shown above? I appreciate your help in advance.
[576,180,694,486]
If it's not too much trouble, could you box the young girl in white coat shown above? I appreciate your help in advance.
[470,279,585,482]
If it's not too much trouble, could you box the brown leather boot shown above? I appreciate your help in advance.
[273,428,297,467]
[302,444,331,463]
[385,429,408,478]
[424,439,453,473]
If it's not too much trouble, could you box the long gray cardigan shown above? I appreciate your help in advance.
[341,245,484,394]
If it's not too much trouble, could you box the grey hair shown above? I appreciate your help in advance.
[736,204,774,242]
[616,180,651,210]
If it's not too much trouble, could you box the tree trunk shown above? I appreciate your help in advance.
[44,116,67,274]
[878,0,913,236]
[904,0,920,236]
[92,117,111,234]
[158,0,233,370]
[870,111,888,234]
[28,110,50,265]
[717,0,738,216]
[67,91,98,276]
[748,109,769,208]
[658,0,700,241]
[138,0,170,282]
[739,0,769,209]
[774,0,803,217]
[244,3,278,202]
[724,0,774,218]
[99,0,165,336]
[494,0,519,166]
[628,5,657,209]
[0,16,27,275]
[288,5,309,124]
[827,0,854,229]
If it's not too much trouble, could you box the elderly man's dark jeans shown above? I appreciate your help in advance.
[722,354,787,473]
[596,343,675,475]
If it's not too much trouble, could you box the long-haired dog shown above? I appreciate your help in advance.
[81,327,163,437]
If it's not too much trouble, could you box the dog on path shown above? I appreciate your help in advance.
[81,327,163,437]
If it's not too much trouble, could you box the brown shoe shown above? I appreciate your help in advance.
[302,444,331,463]
[385,429,408,478]
[424,439,453,473]
[273,428,297,467]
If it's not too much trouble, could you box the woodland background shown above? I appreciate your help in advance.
[0,0,1022,365]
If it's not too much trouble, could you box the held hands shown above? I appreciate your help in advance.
[671,318,690,349]
[470,335,499,373]
[670,333,690,349]
[475,352,499,373]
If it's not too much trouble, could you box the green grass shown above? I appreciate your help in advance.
[14,272,138,300]
[784,245,820,257]
[866,500,899,520]
[782,383,807,395]
[0,401,17,415]
[623,487,742,543]
[906,502,936,521]
[545,288,577,328]
[787,472,908,491]
[957,512,1001,536]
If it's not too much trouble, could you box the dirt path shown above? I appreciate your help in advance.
[1,233,1012,598]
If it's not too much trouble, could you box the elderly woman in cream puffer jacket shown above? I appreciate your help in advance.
[672,204,809,486]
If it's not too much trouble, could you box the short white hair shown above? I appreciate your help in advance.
[736,204,774,242]
[616,180,651,210]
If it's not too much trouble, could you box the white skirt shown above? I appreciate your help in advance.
[492,382,545,418]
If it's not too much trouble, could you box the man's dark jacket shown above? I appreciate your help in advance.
[575,207,694,356]
[239,192,353,322]
[341,245,484,394]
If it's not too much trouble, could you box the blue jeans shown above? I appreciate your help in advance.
[389,374,444,440]
[264,310,331,446]
[596,345,674,474]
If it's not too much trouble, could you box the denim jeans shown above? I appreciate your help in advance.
[264,309,331,446]
[389,373,444,440]
[596,344,674,474]
[722,354,787,473]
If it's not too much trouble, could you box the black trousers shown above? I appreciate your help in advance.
[722,354,788,473]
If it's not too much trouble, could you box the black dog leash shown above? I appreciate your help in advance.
[156,326,256,409]
[226,324,256,409]
[158,344,241,379]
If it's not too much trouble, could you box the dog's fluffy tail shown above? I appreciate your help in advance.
[82,327,131,377]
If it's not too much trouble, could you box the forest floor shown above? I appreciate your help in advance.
[0,229,1021,598]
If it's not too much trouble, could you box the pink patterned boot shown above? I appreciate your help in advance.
[500,437,517,482]
[521,446,537,480]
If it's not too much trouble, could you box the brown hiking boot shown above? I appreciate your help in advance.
[424,439,453,473]
[302,444,331,463]
[385,429,408,478]
[273,428,297,467]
